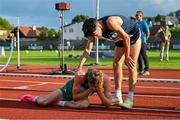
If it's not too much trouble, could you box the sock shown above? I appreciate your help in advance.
[127,91,134,101]
[115,90,122,99]
[57,101,66,107]
[32,96,38,102]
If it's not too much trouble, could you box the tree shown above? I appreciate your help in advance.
[0,17,13,29]
[39,27,59,41]
[71,15,89,23]
[48,28,59,40]
[39,26,48,41]
[155,14,165,22]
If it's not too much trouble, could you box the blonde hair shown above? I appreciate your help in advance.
[86,69,103,87]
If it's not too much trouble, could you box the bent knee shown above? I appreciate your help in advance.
[113,62,123,68]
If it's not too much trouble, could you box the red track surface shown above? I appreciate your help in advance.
[0,65,180,119]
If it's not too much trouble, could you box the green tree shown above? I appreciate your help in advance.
[39,26,48,41]
[0,17,13,29]
[48,28,58,40]
[71,15,89,23]
[155,14,165,22]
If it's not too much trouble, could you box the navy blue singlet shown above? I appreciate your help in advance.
[98,15,141,47]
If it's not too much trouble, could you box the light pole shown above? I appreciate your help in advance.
[95,0,99,65]
[17,17,20,69]
[49,2,74,75]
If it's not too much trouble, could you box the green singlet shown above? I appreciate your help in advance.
[60,70,91,101]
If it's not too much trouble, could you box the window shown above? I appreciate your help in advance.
[69,28,73,33]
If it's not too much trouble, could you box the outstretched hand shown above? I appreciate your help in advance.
[75,68,85,76]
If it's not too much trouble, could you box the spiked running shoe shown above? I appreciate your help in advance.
[20,94,38,102]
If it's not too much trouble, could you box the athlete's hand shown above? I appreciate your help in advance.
[125,56,135,69]
[75,68,85,76]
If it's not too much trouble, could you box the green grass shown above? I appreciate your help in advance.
[1,50,180,69]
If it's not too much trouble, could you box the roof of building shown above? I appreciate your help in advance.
[18,26,43,37]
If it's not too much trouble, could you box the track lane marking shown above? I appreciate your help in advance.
[0,73,179,82]
[0,97,179,113]
[13,82,49,89]
[0,79,180,90]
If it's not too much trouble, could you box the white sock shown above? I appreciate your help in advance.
[115,90,122,99]
[127,91,134,101]
[57,101,66,107]
[32,96,38,102]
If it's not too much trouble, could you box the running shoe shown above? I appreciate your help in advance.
[138,71,143,75]
[112,97,123,105]
[142,71,150,75]
[20,94,38,102]
[121,98,133,109]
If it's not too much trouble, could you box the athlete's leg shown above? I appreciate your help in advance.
[138,45,143,73]
[165,42,170,61]
[122,39,141,109]
[160,42,165,61]
[128,40,141,93]
[36,89,63,106]
[113,46,125,103]
[64,99,89,109]
[141,43,149,72]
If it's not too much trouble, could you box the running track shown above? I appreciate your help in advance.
[0,65,180,119]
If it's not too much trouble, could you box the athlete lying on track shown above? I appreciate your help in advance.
[21,69,113,109]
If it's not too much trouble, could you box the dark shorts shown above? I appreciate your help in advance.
[115,28,141,47]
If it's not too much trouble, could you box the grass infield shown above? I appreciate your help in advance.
[1,50,180,69]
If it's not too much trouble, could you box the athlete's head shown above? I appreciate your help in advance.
[136,11,143,21]
[86,69,103,88]
[161,21,168,31]
[82,18,102,38]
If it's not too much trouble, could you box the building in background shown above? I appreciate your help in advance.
[64,21,84,40]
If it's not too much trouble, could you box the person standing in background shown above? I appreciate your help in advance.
[155,24,171,61]
[135,11,150,75]
[66,41,71,50]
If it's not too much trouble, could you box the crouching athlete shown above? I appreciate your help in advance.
[20,69,112,108]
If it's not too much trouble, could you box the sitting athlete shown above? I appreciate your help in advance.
[20,69,112,109]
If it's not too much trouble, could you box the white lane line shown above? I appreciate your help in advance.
[90,104,180,113]
[1,85,180,99]
[131,107,180,113]
[134,94,180,99]
[13,82,49,89]
[0,73,179,82]
[125,85,180,90]
[0,79,64,85]
[0,79,180,90]
[0,97,179,113]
